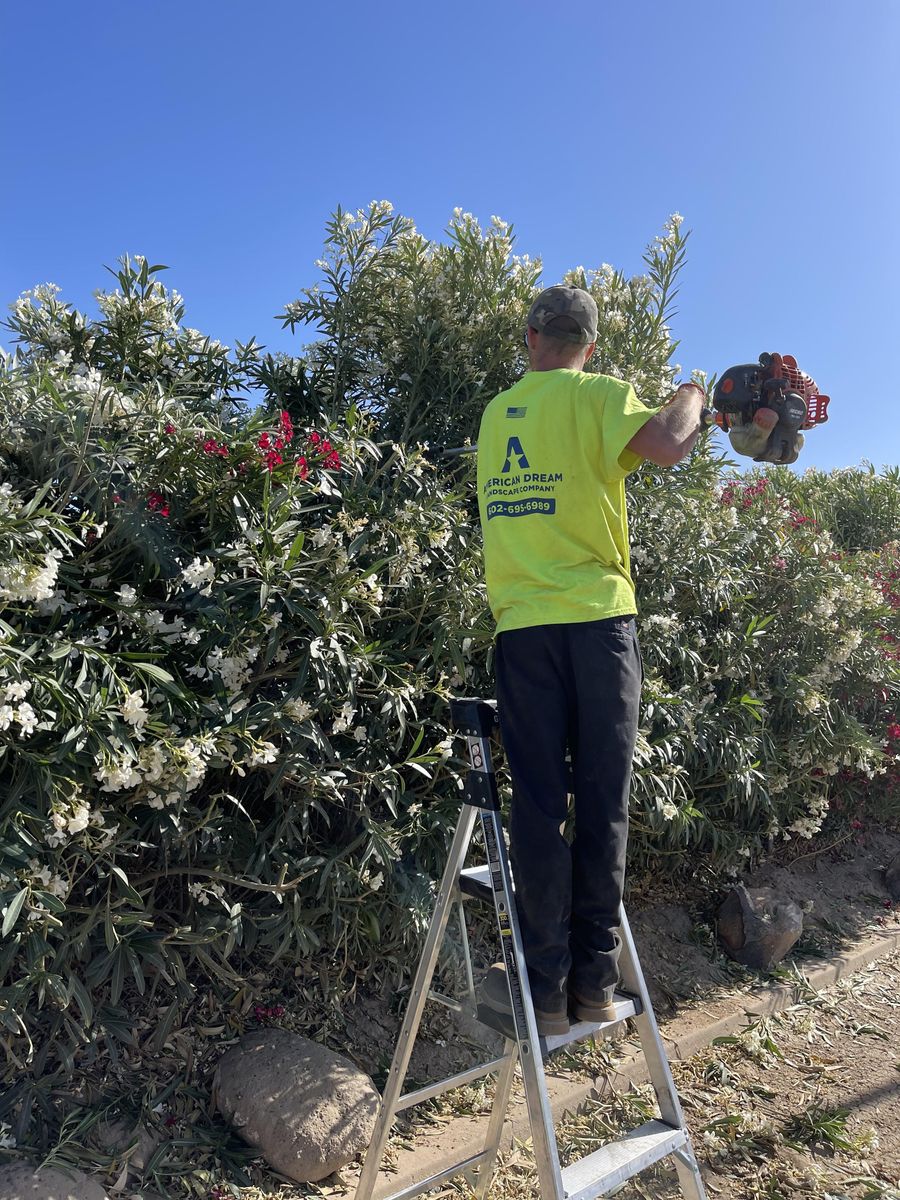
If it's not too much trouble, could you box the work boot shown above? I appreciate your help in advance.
[568,984,617,1025]
[479,962,569,1037]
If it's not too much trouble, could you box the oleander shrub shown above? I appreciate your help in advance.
[627,458,899,867]
[0,208,897,1157]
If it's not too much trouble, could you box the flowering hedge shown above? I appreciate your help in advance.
[0,209,898,1155]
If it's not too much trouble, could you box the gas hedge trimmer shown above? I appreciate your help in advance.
[702,351,830,465]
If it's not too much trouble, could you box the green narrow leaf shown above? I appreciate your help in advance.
[110,865,143,906]
[2,889,28,937]
[285,532,306,567]
[131,662,175,683]
[110,949,125,1006]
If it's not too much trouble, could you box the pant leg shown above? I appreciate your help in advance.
[567,617,642,1000]
[495,624,573,1012]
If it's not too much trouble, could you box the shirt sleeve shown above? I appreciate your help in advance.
[592,376,662,482]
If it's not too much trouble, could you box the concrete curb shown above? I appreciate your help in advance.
[371,923,900,1198]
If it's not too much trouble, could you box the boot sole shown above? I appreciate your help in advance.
[479,963,570,1037]
[479,994,569,1038]
[569,996,618,1024]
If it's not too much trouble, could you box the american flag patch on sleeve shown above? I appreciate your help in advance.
[506,406,527,418]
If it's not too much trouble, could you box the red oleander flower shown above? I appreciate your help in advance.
[308,431,321,447]
[324,451,341,471]
[164,422,176,434]
[296,455,308,480]
[887,723,900,741]
[263,450,283,471]
[258,432,271,450]
[280,411,294,442]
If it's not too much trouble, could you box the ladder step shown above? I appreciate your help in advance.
[544,995,640,1051]
[475,992,639,1053]
[560,1119,686,1200]
[459,862,495,903]
[374,1147,496,1200]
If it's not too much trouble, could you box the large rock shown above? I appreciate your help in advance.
[717,884,803,970]
[885,851,900,900]
[0,1163,108,1199]
[212,1028,379,1182]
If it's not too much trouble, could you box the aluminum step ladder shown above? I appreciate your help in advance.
[355,697,706,1200]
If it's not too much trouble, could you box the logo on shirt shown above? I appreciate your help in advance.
[506,406,527,418]
[501,436,530,474]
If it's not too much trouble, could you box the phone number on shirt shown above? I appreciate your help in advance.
[486,497,557,519]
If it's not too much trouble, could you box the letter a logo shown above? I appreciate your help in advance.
[501,436,530,474]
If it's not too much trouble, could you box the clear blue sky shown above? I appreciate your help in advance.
[3,1,898,471]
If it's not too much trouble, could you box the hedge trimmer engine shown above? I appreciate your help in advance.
[707,352,830,465]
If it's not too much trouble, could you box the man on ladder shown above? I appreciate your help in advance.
[355,286,709,1200]
[476,285,706,1037]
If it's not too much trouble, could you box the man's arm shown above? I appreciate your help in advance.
[625,384,705,467]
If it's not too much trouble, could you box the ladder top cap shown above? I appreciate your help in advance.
[448,697,499,736]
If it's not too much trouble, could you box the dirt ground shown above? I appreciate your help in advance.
[557,951,900,1200]
[322,826,900,1200]
[337,827,900,1090]
[335,958,900,1200]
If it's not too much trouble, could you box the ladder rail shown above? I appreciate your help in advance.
[618,909,706,1199]
[355,805,479,1200]
[477,805,566,1199]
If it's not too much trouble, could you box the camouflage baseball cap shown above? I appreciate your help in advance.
[526,285,598,344]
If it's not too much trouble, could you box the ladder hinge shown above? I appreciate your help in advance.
[465,768,500,811]
[449,697,499,738]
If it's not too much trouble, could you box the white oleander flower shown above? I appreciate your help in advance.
[117,585,138,607]
[121,691,148,728]
[284,698,313,721]
[182,556,215,589]
[249,741,277,766]
[15,703,38,737]
[67,803,91,834]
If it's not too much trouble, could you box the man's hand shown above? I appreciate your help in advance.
[627,384,706,467]
[727,406,779,459]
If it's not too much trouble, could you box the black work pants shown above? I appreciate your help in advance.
[494,617,642,1012]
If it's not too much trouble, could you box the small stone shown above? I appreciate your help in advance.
[717,884,803,969]
[213,1028,379,1183]
[96,1118,159,1175]
[0,1162,108,1200]
[884,852,900,900]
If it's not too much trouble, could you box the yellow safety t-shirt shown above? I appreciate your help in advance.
[476,369,659,633]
